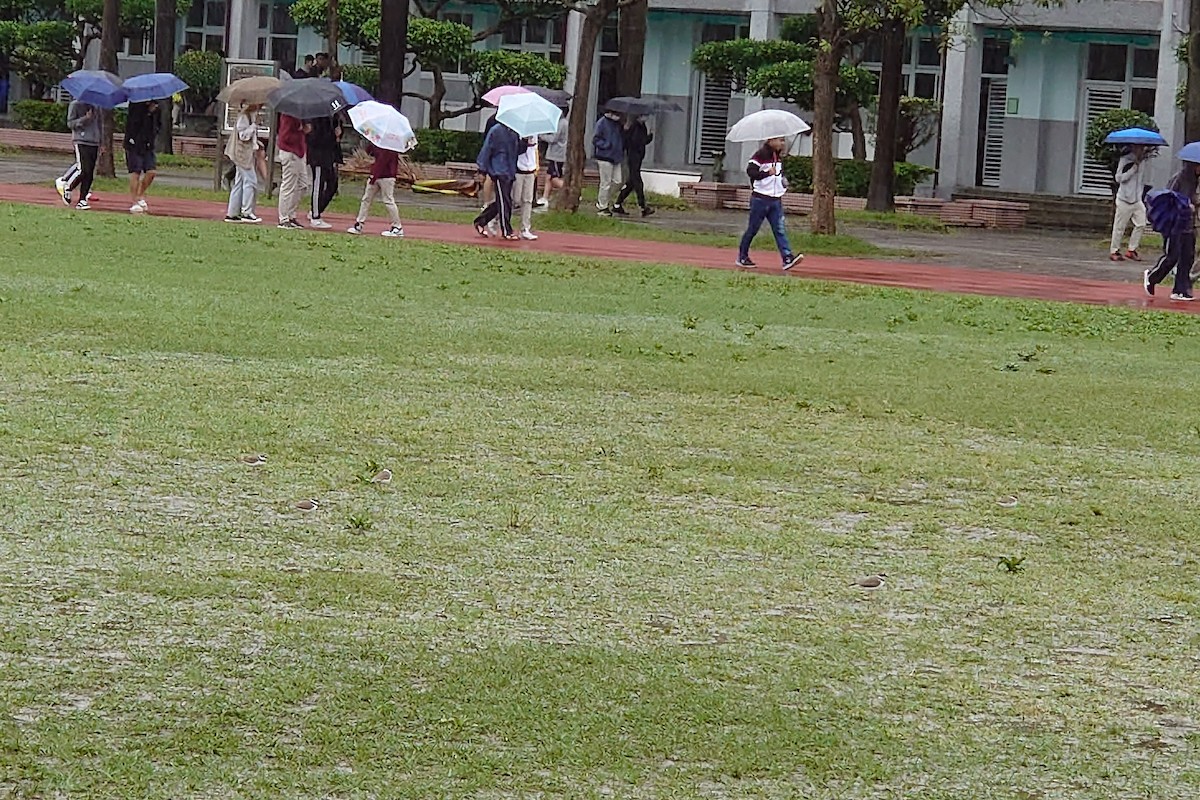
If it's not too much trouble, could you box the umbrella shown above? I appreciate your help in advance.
[526,86,572,108]
[1179,142,1200,163]
[726,109,810,142]
[334,80,373,105]
[267,77,347,119]
[123,72,188,103]
[348,100,416,153]
[604,95,683,115]
[218,75,282,106]
[1104,127,1167,147]
[495,92,562,138]
[61,70,125,109]
[482,84,530,106]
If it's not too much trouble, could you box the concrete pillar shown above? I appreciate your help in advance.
[1151,0,1185,187]
[935,9,982,198]
[736,4,776,169]
[227,0,259,60]
[563,9,584,96]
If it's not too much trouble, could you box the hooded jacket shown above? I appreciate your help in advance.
[476,122,520,179]
[66,100,101,146]
[592,113,624,163]
[125,101,160,152]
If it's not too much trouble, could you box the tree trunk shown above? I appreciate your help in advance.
[810,2,841,235]
[154,0,177,154]
[98,0,120,178]
[1189,0,1200,140]
[327,0,340,77]
[378,0,408,108]
[560,1,614,212]
[427,66,446,128]
[615,0,647,98]
[866,18,905,212]
[847,102,866,160]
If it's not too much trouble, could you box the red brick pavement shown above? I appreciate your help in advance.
[0,182,1183,313]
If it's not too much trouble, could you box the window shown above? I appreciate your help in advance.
[1087,43,1128,82]
[857,30,943,101]
[1131,87,1156,114]
[499,15,566,65]
[122,30,154,57]
[184,0,228,55]
[981,37,1010,76]
[1132,47,1158,79]
[1084,43,1158,118]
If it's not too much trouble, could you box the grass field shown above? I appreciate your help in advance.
[1,202,1198,799]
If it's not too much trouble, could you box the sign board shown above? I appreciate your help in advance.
[222,58,280,134]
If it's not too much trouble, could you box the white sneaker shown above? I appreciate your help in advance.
[240,214,262,224]
[519,229,538,240]
[309,217,332,229]
[347,222,363,235]
[137,198,148,210]
[381,226,404,238]
[130,203,144,214]
[54,178,67,204]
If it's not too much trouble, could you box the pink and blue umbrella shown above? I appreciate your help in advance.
[123,72,189,103]
[334,80,373,105]
[61,70,126,109]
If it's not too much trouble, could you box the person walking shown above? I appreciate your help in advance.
[736,136,803,270]
[276,113,312,229]
[514,136,540,240]
[1144,159,1200,301]
[55,99,101,210]
[306,115,341,228]
[1110,144,1148,262]
[538,110,568,208]
[592,107,624,216]
[124,99,161,214]
[223,103,263,223]
[473,120,521,240]
[347,143,404,238]
[614,114,654,217]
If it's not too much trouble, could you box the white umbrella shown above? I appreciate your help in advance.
[348,100,416,153]
[726,109,810,142]
[495,92,562,138]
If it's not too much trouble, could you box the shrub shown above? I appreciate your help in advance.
[1085,108,1158,179]
[340,64,379,96]
[12,99,69,132]
[409,128,485,164]
[780,156,935,198]
[176,49,222,111]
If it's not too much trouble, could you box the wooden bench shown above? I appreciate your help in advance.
[0,128,220,158]
[446,161,601,189]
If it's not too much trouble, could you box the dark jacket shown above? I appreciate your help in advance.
[622,120,652,165]
[1167,167,1200,233]
[592,114,624,163]
[475,122,520,179]
[306,116,342,166]
[125,101,160,151]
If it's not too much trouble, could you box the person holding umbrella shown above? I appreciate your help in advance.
[1144,144,1200,301]
[735,135,802,270]
[473,119,521,240]
[224,103,264,223]
[1109,144,1149,261]
[276,113,312,229]
[56,99,102,210]
[306,114,342,228]
[592,107,624,216]
[538,107,568,208]
[124,99,161,214]
[614,115,654,217]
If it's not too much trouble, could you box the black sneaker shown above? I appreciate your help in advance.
[596,208,612,217]
[641,206,655,217]
[224,215,241,223]
[1170,292,1194,302]
[75,200,90,210]
[782,253,804,271]
[613,205,629,216]
[735,257,756,268]
[1143,269,1154,297]
[347,222,364,235]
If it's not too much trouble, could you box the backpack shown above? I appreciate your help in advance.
[1146,189,1192,238]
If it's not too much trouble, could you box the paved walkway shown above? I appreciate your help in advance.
[0,181,1185,314]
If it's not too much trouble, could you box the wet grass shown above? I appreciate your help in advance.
[1,202,1198,798]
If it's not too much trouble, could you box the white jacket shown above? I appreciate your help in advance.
[1114,153,1146,205]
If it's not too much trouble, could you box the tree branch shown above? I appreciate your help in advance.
[402,90,433,102]
[441,101,485,119]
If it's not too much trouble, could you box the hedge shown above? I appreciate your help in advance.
[12,100,127,134]
[781,156,935,198]
[409,128,485,164]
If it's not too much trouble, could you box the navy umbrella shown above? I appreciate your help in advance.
[61,70,126,109]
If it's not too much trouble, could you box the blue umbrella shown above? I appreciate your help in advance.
[334,80,372,105]
[1178,142,1200,163]
[61,70,126,109]
[495,92,562,138]
[123,72,188,103]
[1104,127,1167,147]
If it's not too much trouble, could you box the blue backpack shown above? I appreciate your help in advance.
[1146,189,1192,238]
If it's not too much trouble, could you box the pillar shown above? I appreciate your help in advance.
[227,0,259,60]
[935,9,982,197]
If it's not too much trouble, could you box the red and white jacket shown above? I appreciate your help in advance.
[746,145,786,198]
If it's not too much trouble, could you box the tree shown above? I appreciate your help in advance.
[865,18,905,211]
[894,96,940,160]
[154,0,176,153]
[377,0,406,107]
[6,20,75,96]
[66,0,189,69]
[615,0,647,97]
[1189,0,1200,141]
[98,0,119,179]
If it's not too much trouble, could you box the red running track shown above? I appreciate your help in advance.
[0,182,1184,313]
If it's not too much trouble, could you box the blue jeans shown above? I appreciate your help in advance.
[738,194,793,262]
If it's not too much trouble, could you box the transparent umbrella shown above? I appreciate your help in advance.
[726,109,810,142]
[495,93,562,138]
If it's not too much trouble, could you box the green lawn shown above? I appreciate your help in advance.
[1,203,1198,798]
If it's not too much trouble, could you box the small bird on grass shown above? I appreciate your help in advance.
[241,454,268,466]
[852,573,886,589]
[294,498,319,511]
[370,468,392,484]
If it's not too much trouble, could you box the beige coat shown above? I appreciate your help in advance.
[224,111,260,170]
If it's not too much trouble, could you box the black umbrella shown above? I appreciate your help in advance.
[526,86,572,109]
[604,96,683,115]
[267,77,347,119]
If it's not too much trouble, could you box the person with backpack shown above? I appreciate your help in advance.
[1110,145,1149,262]
[1144,158,1200,301]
